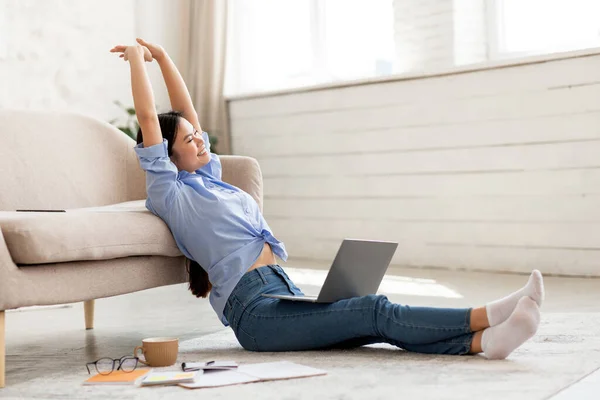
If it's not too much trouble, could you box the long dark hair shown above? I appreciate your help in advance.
[137,111,212,298]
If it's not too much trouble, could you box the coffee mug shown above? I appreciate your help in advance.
[133,337,179,367]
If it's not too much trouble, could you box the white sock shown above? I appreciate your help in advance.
[481,296,540,360]
[485,269,544,326]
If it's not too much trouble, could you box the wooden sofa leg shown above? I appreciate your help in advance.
[84,300,95,330]
[1,310,5,388]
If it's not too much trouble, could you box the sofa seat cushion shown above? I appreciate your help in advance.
[0,200,183,265]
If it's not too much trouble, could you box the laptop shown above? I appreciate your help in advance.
[261,238,398,303]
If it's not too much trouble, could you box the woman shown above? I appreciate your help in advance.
[110,39,544,359]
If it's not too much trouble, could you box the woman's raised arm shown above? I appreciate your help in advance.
[110,44,162,148]
[135,38,202,132]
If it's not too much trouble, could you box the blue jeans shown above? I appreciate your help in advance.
[223,265,474,355]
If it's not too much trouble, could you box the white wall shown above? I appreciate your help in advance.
[0,0,186,126]
[228,50,600,276]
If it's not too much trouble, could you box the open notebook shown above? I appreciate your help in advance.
[179,361,326,389]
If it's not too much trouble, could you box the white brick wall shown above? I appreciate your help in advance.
[453,0,488,65]
[393,0,487,72]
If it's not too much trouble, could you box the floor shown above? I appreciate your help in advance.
[3,259,600,399]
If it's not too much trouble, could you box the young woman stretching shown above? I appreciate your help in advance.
[111,39,544,359]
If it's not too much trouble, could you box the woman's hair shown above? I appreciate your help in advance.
[137,110,212,298]
[136,110,182,156]
[187,259,212,298]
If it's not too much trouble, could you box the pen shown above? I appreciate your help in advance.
[206,360,215,366]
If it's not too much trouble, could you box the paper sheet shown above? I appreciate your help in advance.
[179,361,326,389]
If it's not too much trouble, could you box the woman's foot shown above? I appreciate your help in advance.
[485,270,544,326]
[481,296,540,360]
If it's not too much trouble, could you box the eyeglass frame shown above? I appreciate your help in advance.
[86,356,140,375]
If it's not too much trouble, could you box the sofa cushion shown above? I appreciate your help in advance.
[0,200,183,265]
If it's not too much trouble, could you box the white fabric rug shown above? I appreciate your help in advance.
[2,313,600,400]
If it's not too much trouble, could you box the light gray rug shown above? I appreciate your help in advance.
[2,313,600,400]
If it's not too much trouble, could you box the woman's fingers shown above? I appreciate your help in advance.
[137,38,160,52]
[142,46,153,62]
[136,38,153,50]
[110,43,152,63]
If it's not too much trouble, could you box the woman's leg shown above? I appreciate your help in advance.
[244,295,474,355]
[225,266,540,357]
[225,266,476,355]
[312,305,488,352]
[470,307,490,331]
[330,324,485,354]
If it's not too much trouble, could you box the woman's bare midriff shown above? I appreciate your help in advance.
[247,243,277,273]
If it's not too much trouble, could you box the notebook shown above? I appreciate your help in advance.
[83,369,151,385]
[140,370,200,386]
[179,361,326,389]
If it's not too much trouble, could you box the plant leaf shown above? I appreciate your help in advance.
[127,108,136,116]
[120,127,134,138]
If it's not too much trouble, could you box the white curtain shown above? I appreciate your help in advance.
[179,0,230,154]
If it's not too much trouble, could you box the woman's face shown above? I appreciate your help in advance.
[171,118,210,173]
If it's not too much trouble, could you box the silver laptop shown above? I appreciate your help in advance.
[262,238,398,303]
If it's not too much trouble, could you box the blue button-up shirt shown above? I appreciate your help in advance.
[134,132,288,326]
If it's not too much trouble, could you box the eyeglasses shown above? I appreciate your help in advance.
[86,356,139,375]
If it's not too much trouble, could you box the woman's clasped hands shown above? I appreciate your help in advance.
[110,38,165,62]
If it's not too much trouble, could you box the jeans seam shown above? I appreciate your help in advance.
[245,306,375,320]
[256,267,270,285]
[465,308,473,331]
[444,334,474,345]
[244,303,469,331]
[237,323,259,351]
[376,309,471,332]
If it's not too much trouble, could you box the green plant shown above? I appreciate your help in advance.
[109,101,219,153]
[110,101,139,140]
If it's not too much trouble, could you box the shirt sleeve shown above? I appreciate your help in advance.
[196,131,222,180]
[134,139,181,216]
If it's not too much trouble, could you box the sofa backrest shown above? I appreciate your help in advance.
[0,109,146,211]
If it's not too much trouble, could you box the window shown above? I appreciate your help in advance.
[224,0,394,96]
[488,0,600,59]
[225,0,600,96]
[0,7,7,60]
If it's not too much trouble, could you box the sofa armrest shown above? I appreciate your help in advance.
[220,155,264,212]
[0,229,19,310]
[125,142,148,202]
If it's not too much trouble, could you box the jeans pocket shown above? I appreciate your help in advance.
[235,307,259,351]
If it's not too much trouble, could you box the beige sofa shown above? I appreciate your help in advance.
[0,109,264,387]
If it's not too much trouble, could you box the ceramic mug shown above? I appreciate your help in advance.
[133,337,179,367]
